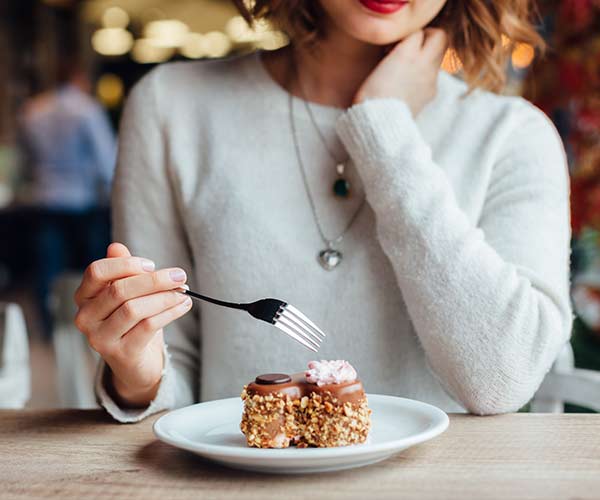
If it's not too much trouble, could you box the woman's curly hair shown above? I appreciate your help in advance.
[232,0,545,93]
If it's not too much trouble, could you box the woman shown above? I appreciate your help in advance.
[75,0,572,422]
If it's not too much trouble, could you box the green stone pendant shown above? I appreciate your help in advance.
[333,178,350,197]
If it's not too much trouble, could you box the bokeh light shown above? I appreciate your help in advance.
[96,73,124,108]
[131,38,175,64]
[441,48,463,74]
[257,31,289,51]
[90,10,284,62]
[225,15,254,42]
[225,15,271,43]
[179,33,206,59]
[202,31,232,58]
[144,19,189,49]
[101,7,130,29]
[91,28,133,56]
[512,43,535,69]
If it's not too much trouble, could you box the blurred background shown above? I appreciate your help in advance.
[0,0,598,410]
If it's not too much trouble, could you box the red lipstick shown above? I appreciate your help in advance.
[358,0,408,14]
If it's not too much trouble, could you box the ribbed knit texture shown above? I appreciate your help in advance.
[96,51,572,421]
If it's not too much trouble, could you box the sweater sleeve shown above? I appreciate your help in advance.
[95,66,200,422]
[336,97,572,415]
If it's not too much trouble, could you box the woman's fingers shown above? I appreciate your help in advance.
[72,243,180,406]
[75,256,155,304]
[120,297,193,357]
[423,28,448,64]
[106,242,131,259]
[389,28,446,64]
[393,29,425,56]
[353,25,447,117]
[98,289,191,344]
[382,30,422,64]
[92,267,188,321]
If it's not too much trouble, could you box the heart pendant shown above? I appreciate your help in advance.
[318,248,343,270]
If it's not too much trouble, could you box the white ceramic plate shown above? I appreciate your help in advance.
[153,394,449,474]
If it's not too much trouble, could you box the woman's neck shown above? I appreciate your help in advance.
[262,23,386,109]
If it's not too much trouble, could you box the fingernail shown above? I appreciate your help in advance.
[141,259,155,272]
[169,269,186,282]
[182,297,192,307]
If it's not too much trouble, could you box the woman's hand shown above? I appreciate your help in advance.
[74,242,193,407]
[353,28,448,116]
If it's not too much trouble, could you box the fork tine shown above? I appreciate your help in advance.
[278,309,323,344]
[283,304,326,339]
[276,315,321,350]
[274,321,318,352]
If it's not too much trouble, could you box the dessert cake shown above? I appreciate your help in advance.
[240,360,371,448]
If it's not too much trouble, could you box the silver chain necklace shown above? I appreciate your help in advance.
[298,84,352,198]
[289,92,366,270]
[293,50,352,199]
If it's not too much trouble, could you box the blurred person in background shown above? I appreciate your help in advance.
[18,59,116,340]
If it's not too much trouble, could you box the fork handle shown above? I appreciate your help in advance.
[180,289,248,311]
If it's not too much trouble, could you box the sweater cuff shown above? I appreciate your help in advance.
[335,98,433,193]
[95,343,176,423]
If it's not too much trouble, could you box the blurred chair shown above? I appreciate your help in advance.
[0,303,30,408]
[51,273,98,408]
[531,342,600,413]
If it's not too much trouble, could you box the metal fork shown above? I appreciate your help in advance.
[180,289,326,352]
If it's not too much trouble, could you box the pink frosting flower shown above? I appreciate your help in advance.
[305,360,357,386]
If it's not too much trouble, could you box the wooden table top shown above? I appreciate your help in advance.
[2,410,599,499]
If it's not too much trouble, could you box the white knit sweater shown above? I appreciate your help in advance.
[96,50,572,422]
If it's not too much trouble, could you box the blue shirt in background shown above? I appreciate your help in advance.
[19,84,117,210]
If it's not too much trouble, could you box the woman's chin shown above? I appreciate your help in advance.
[343,25,410,45]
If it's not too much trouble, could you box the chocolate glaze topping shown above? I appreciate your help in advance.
[247,372,365,404]
[255,373,292,385]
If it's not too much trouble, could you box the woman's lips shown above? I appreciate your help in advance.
[358,0,408,14]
